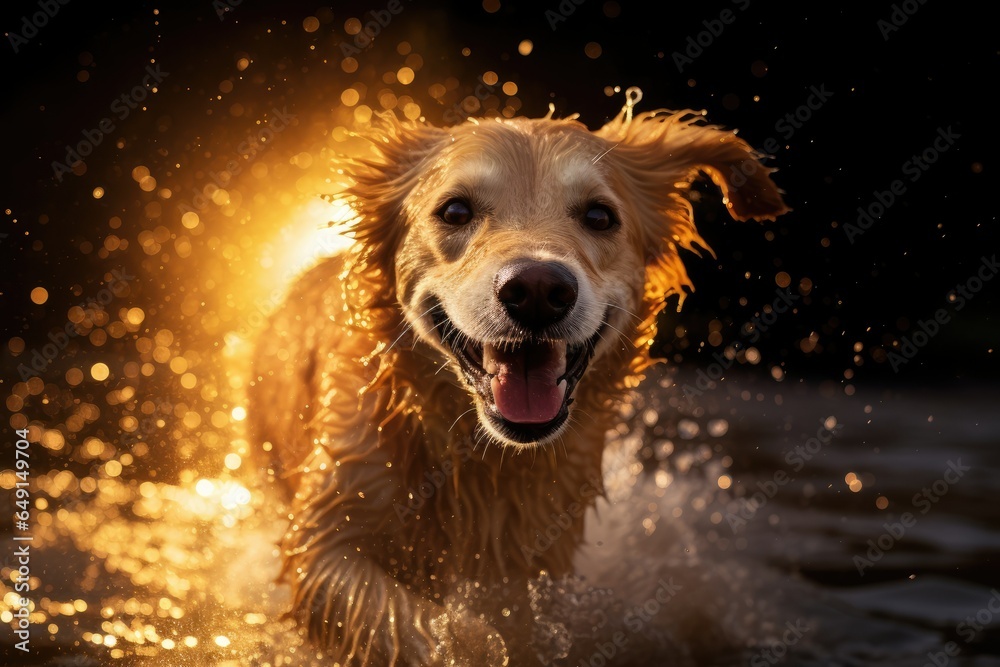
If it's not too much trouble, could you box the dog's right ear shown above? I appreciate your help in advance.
[337,117,449,286]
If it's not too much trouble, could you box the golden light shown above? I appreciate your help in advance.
[354,104,373,124]
[397,66,415,85]
[126,307,145,325]
[214,635,231,647]
[341,88,360,106]
[221,483,252,509]
[845,472,863,492]
[90,363,110,381]
[231,406,247,421]
[267,198,356,285]
[181,211,200,229]
[30,287,49,304]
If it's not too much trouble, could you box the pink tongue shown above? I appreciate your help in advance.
[487,342,567,424]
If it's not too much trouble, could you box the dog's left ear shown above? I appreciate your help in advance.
[595,108,789,306]
[596,108,788,224]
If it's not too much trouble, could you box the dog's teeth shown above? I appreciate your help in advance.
[483,343,498,375]
[554,340,568,377]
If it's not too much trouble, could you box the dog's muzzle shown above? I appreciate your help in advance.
[431,259,605,444]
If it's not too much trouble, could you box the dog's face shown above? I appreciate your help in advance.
[395,121,641,446]
[345,109,787,447]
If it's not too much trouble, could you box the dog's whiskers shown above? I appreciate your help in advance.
[598,301,643,324]
[601,321,632,347]
[448,408,477,433]
[570,407,597,425]
[474,426,492,461]
[384,297,438,355]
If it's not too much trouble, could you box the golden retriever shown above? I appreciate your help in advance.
[249,92,787,665]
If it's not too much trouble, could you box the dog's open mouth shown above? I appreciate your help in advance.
[431,306,604,443]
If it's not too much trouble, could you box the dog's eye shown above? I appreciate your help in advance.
[583,205,618,231]
[437,199,473,226]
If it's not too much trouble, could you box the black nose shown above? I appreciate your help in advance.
[494,260,579,330]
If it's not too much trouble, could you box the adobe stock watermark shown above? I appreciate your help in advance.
[728,83,833,190]
[9,428,33,653]
[51,64,170,181]
[175,107,296,216]
[946,255,997,311]
[726,418,842,533]
[680,287,800,403]
[6,0,70,53]
[16,268,135,381]
[888,254,997,372]
[545,0,585,30]
[230,231,348,342]
[338,0,408,60]
[877,0,928,41]
[518,474,603,563]
[919,589,1000,667]
[580,577,682,667]
[214,0,241,21]
[842,125,960,244]
[748,619,810,667]
[671,0,751,73]
[393,440,477,523]
[442,75,497,125]
[853,458,970,576]
[741,288,801,343]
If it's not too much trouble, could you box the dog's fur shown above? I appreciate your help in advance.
[249,99,787,665]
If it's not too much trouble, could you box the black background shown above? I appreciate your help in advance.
[2,0,996,386]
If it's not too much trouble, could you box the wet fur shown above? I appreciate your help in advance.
[249,102,787,665]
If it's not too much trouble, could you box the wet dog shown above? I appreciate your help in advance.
[249,93,787,665]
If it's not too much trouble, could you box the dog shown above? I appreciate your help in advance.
[248,92,787,665]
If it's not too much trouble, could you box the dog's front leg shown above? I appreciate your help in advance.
[282,460,509,666]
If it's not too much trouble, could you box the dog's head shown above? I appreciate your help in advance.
[341,99,787,447]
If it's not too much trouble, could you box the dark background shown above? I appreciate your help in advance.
[1,0,996,386]
[0,4,997,664]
